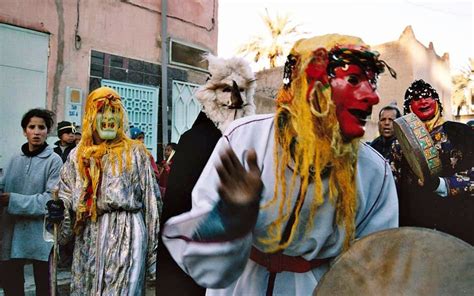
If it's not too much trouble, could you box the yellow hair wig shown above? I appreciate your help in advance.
[260,34,368,252]
[74,87,135,233]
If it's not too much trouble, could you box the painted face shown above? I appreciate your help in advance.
[23,116,48,151]
[410,96,437,121]
[95,104,120,140]
[378,109,397,139]
[329,64,380,140]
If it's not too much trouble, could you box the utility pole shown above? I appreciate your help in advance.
[161,0,168,148]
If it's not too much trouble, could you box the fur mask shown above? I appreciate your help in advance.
[196,54,256,133]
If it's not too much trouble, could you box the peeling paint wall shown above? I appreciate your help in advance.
[0,0,218,120]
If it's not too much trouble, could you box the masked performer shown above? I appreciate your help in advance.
[161,34,398,295]
[156,54,256,295]
[391,79,474,245]
[47,87,161,295]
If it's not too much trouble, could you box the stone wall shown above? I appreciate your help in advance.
[254,67,282,114]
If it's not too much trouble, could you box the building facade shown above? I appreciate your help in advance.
[0,0,218,169]
[368,25,453,142]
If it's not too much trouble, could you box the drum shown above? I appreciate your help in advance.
[314,227,474,295]
[393,113,442,182]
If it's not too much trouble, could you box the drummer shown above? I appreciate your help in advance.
[390,79,474,245]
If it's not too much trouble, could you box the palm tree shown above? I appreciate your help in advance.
[451,59,473,116]
[237,9,305,69]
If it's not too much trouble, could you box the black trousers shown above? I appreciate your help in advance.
[0,259,49,296]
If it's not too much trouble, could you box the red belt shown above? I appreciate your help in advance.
[250,247,331,273]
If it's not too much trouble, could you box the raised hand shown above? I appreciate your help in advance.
[216,148,263,207]
[192,148,263,241]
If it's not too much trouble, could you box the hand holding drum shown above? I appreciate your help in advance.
[393,113,442,186]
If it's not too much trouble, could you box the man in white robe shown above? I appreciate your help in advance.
[163,34,398,295]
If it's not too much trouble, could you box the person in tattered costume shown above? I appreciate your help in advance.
[162,34,398,295]
[391,79,474,245]
[156,54,256,295]
[47,87,161,295]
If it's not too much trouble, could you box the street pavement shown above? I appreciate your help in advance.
[0,264,155,295]
[0,265,70,296]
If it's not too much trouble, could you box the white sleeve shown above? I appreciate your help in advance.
[356,161,399,238]
[162,136,254,288]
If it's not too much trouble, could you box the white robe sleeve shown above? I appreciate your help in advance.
[355,160,399,238]
[162,136,254,288]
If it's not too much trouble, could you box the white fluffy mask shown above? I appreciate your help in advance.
[196,54,256,133]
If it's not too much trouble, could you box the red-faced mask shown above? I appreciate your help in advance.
[329,64,380,140]
[410,96,437,121]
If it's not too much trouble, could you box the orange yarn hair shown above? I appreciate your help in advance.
[259,35,367,252]
[74,87,135,233]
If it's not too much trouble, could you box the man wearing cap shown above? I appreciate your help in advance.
[130,126,160,181]
[391,79,474,245]
[52,121,77,270]
[130,126,145,142]
[161,34,398,295]
[74,128,82,145]
[54,121,76,163]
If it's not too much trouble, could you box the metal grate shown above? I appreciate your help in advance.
[101,79,159,159]
[171,80,202,143]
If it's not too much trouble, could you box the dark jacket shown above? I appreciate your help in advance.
[53,141,76,163]
[391,121,474,245]
[156,111,222,295]
[370,135,396,159]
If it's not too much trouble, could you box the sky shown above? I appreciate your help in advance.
[218,0,473,73]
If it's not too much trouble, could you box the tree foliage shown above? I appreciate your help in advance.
[451,59,473,115]
[237,9,305,69]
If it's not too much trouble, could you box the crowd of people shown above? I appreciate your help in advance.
[0,34,472,295]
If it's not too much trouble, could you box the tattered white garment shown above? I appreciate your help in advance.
[57,144,161,296]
